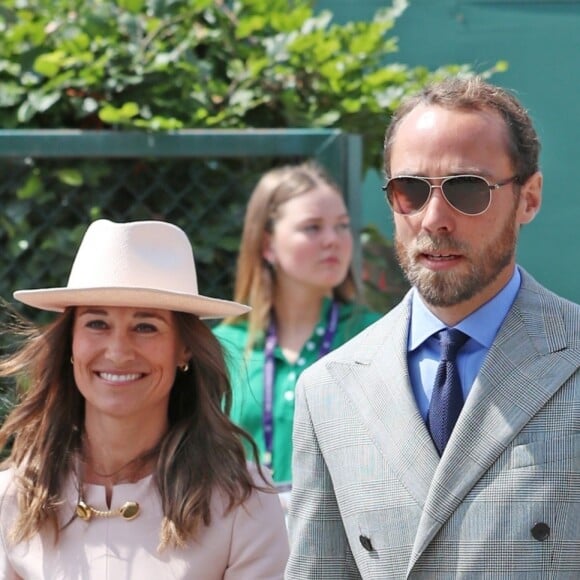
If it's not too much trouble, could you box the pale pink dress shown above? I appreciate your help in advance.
[0,466,288,579]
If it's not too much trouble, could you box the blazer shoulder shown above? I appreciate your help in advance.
[503,271,580,366]
[516,269,580,353]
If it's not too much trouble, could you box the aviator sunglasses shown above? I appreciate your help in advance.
[383,174,518,216]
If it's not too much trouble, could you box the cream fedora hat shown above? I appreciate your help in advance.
[13,219,250,319]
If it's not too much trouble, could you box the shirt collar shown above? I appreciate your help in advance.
[409,267,521,351]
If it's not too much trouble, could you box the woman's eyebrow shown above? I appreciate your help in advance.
[77,307,107,316]
[133,311,171,322]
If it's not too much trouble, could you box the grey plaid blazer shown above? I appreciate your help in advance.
[286,270,580,579]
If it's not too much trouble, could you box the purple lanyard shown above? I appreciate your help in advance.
[262,301,339,468]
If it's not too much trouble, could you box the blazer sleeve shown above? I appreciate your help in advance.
[286,373,362,580]
[224,470,289,580]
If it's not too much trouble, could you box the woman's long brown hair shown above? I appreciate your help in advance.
[0,307,266,549]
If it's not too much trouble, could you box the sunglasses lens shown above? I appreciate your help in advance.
[385,177,430,214]
[443,176,490,215]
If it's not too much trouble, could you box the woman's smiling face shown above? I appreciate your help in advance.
[71,306,190,425]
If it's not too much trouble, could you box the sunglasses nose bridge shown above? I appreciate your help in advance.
[418,179,463,229]
[424,179,447,205]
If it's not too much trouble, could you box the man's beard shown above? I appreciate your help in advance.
[395,210,518,308]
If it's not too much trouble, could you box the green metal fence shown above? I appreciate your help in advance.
[0,129,366,322]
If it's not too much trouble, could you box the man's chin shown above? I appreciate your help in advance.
[418,288,472,308]
[411,269,477,308]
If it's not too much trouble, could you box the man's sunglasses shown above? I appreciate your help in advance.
[382,174,518,216]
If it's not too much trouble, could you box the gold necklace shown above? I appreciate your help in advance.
[76,451,145,522]
[83,446,158,481]
[76,499,140,521]
[76,436,160,522]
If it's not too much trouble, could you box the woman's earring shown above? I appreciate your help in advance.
[70,356,74,365]
[180,363,189,373]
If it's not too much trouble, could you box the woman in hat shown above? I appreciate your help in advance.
[213,162,381,501]
[0,219,288,579]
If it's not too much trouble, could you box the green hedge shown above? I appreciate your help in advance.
[0,0,504,168]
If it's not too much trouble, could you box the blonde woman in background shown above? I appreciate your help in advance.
[0,219,288,579]
[213,162,381,504]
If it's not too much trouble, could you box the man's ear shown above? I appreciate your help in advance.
[518,171,542,225]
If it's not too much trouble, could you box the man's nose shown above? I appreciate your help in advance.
[420,184,455,233]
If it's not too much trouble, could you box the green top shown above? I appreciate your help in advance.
[213,298,381,484]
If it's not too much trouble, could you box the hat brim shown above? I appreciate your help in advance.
[13,287,250,320]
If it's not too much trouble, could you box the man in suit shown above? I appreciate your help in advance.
[286,76,579,579]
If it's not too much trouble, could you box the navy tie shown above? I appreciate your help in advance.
[428,328,469,455]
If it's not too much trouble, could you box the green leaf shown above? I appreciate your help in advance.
[118,0,146,13]
[16,100,36,123]
[134,116,184,130]
[341,98,362,114]
[229,89,255,108]
[34,51,66,77]
[494,60,509,73]
[16,174,43,199]
[27,91,61,113]
[236,16,267,39]
[313,110,340,126]
[98,102,140,124]
[0,83,26,107]
[55,168,84,187]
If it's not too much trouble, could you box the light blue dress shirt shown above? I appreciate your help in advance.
[408,267,522,421]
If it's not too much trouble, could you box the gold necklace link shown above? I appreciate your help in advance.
[76,500,140,521]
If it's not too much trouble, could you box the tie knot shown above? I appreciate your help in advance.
[438,328,469,362]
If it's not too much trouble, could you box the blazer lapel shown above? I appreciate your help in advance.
[326,295,440,509]
[409,271,577,569]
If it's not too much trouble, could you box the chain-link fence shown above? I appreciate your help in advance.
[0,129,367,325]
